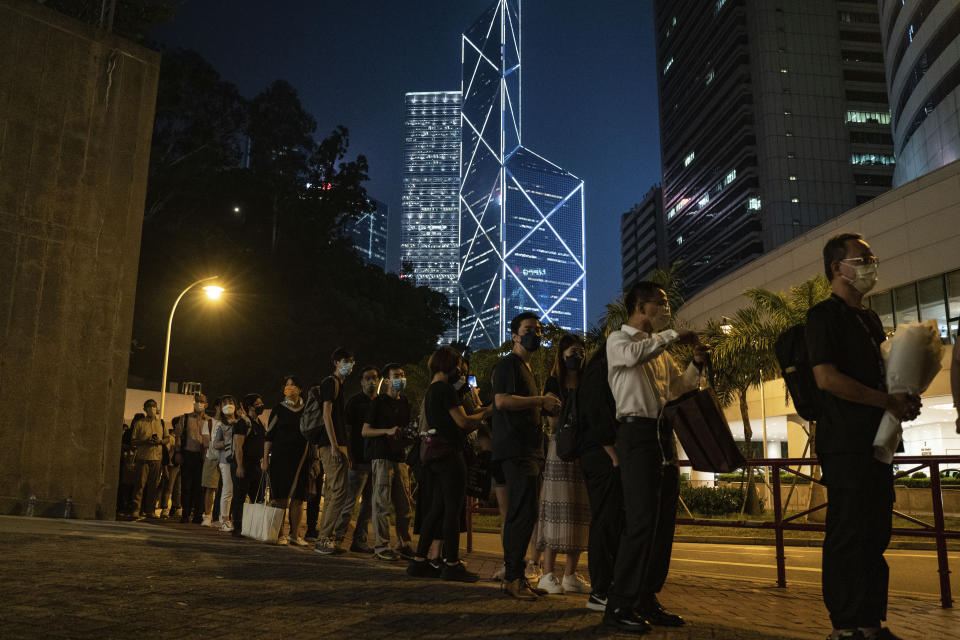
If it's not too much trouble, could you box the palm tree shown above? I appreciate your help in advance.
[701,275,830,516]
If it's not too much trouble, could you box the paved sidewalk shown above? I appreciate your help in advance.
[0,516,955,639]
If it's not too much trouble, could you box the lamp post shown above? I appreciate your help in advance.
[159,276,224,419]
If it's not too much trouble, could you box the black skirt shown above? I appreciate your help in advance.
[269,443,309,502]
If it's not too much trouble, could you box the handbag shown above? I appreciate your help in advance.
[554,388,581,461]
[662,365,745,473]
[241,472,284,543]
[419,431,456,464]
[464,447,491,499]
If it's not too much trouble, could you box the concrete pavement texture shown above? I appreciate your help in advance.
[0,516,956,640]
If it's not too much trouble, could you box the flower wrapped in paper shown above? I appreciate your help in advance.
[872,320,944,463]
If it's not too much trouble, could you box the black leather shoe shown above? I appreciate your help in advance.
[602,607,651,634]
[637,596,685,627]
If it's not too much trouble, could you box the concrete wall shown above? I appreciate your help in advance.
[0,0,160,518]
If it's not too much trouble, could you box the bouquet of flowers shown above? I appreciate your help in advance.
[873,320,944,463]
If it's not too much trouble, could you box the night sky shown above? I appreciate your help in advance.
[152,0,660,326]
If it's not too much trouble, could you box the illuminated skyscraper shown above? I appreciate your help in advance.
[347,198,389,270]
[458,0,586,349]
[401,91,462,333]
[655,0,894,295]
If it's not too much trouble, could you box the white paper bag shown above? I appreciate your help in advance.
[242,502,284,543]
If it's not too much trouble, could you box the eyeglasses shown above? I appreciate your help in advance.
[841,257,879,267]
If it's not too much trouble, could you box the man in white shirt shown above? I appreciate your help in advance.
[603,281,707,634]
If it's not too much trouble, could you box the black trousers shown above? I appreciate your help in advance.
[179,451,204,521]
[580,446,623,597]
[415,452,467,563]
[501,456,541,581]
[305,494,321,537]
[231,463,264,536]
[820,453,894,629]
[608,419,679,610]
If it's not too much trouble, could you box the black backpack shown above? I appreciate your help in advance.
[774,324,819,421]
[300,378,338,443]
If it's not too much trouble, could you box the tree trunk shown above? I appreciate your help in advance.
[738,389,764,515]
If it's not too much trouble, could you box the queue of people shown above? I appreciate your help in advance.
[115,232,912,640]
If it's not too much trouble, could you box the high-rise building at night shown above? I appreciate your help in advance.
[621,185,667,288]
[655,0,894,295]
[347,198,389,270]
[400,90,462,334]
[880,0,960,186]
[458,0,586,350]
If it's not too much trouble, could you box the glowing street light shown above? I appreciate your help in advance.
[203,285,224,300]
[160,276,223,418]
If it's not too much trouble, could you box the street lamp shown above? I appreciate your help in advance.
[159,276,223,419]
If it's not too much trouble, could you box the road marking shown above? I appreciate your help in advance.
[667,569,943,599]
[671,557,821,572]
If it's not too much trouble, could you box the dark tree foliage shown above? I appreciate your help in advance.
[129,50,454,402]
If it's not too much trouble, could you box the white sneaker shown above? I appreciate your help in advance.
[220,521,234,532]
[537,572,563,594]
[562,573,591,594]
[200,516,212,527]
[159,509,169,518]
[286,535,308,547]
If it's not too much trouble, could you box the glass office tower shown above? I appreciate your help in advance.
[348,198,389,270]
[458,0,586,349]
[401,91,462,328]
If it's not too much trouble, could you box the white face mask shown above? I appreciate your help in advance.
[842,263,878,294]
[221,404,235,416]
[338,362,354,377]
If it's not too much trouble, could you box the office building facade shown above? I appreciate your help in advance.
[655,0,894,295]
[347,199,389,270]
[400,91,462,314]
[621,185,667,288]
[880,0,960,185]
[458,0,586,349]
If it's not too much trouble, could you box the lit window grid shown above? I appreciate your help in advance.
[401,91,462,298]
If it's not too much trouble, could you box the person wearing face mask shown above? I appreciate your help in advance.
[313,347,355,555]
[491,312,563,600]
[362,363,415,561]
[333,366,380,553]
[210,395,245,532]
[407,347,491,581]
[173,393,210,524]
[229,393,266,537]
[535,334,592,596]
[129,399,170,520]
[604,282,707,633]
[264,376,311,545]
[808,233,920,640]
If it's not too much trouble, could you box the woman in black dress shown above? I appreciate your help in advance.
[262,375,310,546]
[407,347,490,581]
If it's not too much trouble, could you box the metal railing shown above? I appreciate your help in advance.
[465,455,960,609]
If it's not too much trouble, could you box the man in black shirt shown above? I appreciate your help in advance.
[807,233,920,640]
[493,312,561,600]
[363,363,414,561]
[314,347,355,555]
[333,365,379,553]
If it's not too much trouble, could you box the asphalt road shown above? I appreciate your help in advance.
[470,532,960,604]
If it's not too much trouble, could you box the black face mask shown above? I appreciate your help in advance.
[519,333,541,352]
[253,406,265,416]
[564,355,582,371]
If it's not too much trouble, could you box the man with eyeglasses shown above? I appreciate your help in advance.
[807,233,921,640]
